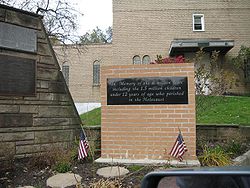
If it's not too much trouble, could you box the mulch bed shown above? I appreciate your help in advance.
[0,158,157,188]
[1,141,250,188]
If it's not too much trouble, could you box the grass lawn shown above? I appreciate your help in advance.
[80,107,101,126]
[80,96,250,126]
[196,95,250,125]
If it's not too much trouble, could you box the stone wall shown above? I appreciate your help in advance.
[0,5,81,166]
[83,125,250,159]
[196,125,250,142]
[100,63,196,162]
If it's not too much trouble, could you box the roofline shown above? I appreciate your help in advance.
[0,4,43,18]
[53,43,113,47]
[169,39,234,56]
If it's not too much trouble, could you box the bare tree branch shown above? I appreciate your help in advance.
[1,0,83,44]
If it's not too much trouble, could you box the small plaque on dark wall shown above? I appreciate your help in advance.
[107,77,188,105]
[0,55,36,96]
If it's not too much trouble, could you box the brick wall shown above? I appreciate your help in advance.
[112,0,250,94]
[100,63,196,161]
[54,44,113,103]
[0,5,81,166]
[113,0,250,61]
[54,0,250,104]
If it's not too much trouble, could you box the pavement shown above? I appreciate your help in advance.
[96,166,129,178]
[46,173,82,188]
[95,158,201,167]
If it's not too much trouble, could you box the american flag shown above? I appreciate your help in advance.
[78,131,89,160]
[170,132,188,161]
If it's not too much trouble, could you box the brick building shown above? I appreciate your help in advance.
[54,0,250,107]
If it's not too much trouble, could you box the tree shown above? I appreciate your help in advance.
[232,46,250,82]
[79,26,112,44]
[151,49,237,95]
[0,0,82,43]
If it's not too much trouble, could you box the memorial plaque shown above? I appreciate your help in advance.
[0,22,37,53]
[107,77,188,105]
[0,55,36,96]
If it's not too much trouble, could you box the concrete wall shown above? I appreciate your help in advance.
[0,5,81,166]
[100,63,196,161]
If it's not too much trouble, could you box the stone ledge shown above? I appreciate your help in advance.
[95,158,200,167]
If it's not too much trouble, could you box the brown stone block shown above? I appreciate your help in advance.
[0,142,15,157]
[37,30,46,40]
[16,140,34,146]
[0,113,33,128]
[38,80,49,89]
[33,117,75,126]
[37,42,51,56]
[37,67,59,80]
[37,106,74,118]
[0,132,34,142]
[39,93,68,102]
[38,55,55,65]
[34,130,73,144]
[48,81,67,94]
[5,10,39,29]
[16,142,70,155]
[0,105,19,113]
[0,7,6,20]
[19,105,39,114]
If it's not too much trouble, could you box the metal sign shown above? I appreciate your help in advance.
[0,22,37,53]
[0,54,36,96]
[107,77,188,105]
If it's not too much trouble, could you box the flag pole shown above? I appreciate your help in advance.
[80,124,95,161]
[178,127,181,134]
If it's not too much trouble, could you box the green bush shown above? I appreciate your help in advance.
[54,162,71,173]
[127,165,144,172]
[223,140,246,158]
[198,145,231,167]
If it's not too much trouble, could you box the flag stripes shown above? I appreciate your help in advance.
[170,132,187,161]
[78,131,89,160]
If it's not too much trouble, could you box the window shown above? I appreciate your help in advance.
[142,55,151,64]
[93,60,100,85]
[193,14,205,31]
[62,65,69,86]
[133,55,141,64]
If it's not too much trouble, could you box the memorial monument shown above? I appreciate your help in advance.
[0,5,80,168]
[97,63,199,166]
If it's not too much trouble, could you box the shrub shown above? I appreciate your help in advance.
[29,145,77,173]
[29,151,56,170]
[220,130,247,158]
[150,55,185,64]
[54,162,71,173]
[198,145,231,167]
[224,140,243,157]
[52,147,75,173]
